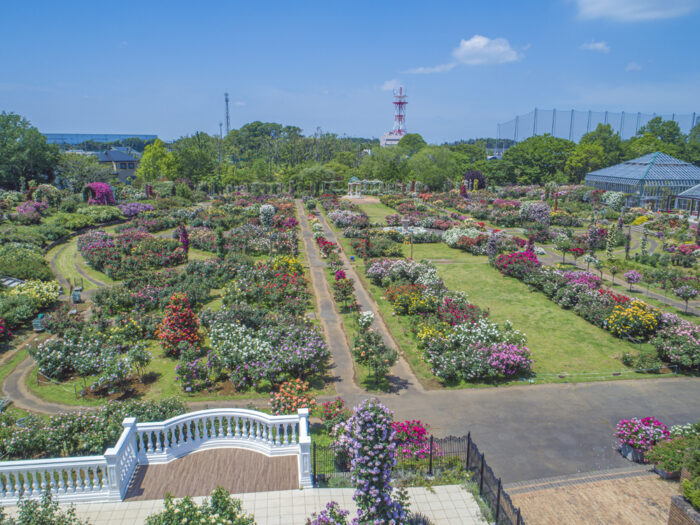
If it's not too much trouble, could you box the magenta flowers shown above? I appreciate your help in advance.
[615,417,670,453]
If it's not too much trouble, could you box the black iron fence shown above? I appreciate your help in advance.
[312,432,525,525]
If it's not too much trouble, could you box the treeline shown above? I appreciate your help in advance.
[1,110,699,192]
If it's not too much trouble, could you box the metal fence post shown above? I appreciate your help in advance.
[495,479,501,523]
[466,432,471,470]
[428,435,433,476]
[312,442,317,484]
[479,452,485,494]
[517,508,522,525]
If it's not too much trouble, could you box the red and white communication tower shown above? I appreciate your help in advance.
[380,86,408,147]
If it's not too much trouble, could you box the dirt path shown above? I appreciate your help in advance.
[295,201,361,395]
[312,203,424,395]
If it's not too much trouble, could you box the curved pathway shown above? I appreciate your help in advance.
[311,203,424,395]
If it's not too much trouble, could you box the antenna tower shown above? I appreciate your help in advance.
[392,86,407,135]
[224,93,230,134]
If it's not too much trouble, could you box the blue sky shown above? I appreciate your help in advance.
[1,0,699,143]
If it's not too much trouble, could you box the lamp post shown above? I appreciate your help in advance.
[401,216,413,259]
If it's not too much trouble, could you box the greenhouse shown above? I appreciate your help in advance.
[677,182,700,217]
[584,152,700,209]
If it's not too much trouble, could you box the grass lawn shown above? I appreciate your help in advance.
[356,202,397,225]
[323,205,668,386]
[46,238,115,290]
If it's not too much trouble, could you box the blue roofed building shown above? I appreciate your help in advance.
[584,152,700,210]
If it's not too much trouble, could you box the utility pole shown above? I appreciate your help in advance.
[224,93,230,135]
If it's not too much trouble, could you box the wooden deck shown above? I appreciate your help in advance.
[124,448,299,501]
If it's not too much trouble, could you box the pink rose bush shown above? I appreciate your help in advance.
[615,417,670,453]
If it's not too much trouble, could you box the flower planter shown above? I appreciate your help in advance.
[654,465,680,480]
[621,444,645,463]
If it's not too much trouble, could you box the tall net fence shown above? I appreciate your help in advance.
[498,109,699,144]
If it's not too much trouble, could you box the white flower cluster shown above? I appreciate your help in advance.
[443,227,482,248]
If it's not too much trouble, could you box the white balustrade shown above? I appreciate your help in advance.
[0,456,110,505]
[0,407,312,506]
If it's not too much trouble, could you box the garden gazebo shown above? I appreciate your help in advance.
[584,152,700,210]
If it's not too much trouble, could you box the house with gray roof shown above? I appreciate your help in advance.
[95,150,139,183]
[584,152,700,209]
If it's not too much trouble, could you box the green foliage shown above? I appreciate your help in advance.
[501,134,575,184]
[145,487,256,525]
[0,112,59,189]
[0,244,53,280]
[0,490,90,524]
[57,152,115,192]
[398,133,427,155]
[565,143,605,183]
[135,138,176,182]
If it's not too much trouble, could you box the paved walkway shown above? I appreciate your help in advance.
[1,485,487,525]
[312,203,424,395]
[296,201,360,395]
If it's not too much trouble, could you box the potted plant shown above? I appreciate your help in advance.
[615,417,670,463]
[646,436,691,479]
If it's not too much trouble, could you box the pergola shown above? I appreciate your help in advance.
[584,152,700,210]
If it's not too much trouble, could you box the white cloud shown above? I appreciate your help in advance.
[381,79,401,91]
[625,62,643,71]
[405,35,522,75]
[580,40,610,53]
[576,0,699,21]
[233,101,246,106]
[452,35,522,65]
[403,63,456,74]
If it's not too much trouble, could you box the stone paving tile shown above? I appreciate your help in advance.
[1,486,487,525]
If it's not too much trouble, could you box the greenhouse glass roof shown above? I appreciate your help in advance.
[585,152,700,184]
[678,183,700,199]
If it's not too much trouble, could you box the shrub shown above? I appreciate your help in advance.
[652,321,700,369]
[145,487,256,525]
[646,436,694,472]
[615,417,670,453]
[269,379,317,415]
[156,293,201,357]
[493,251,542,279]
[320,397,349,432]
[306,501,349,525]
[0,245,53,281]
[606,301,660,342]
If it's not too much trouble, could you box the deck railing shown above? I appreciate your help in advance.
[0,408,311,505]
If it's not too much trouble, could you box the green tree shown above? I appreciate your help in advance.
[56,152,116,192]
[359,147,409,182]
[397,133,427,155]
[171,132,217,183]
[638,116,685,145]
[407,146,459,190]
[0,112,59,189]
[685,122,700,166]
[580,123,623,165]
[565,143,606,183]
[623,133,684,160]
[135,139,176,182]
[501,134,575,184]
